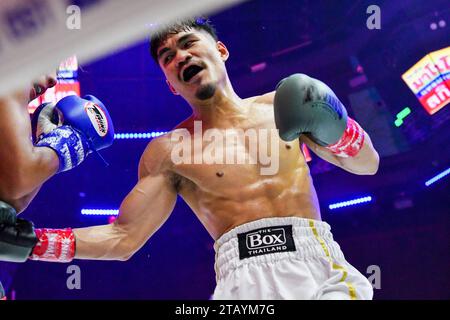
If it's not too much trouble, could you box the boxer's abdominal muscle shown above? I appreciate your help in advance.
[181,165,322,240]
[170,107,322,240]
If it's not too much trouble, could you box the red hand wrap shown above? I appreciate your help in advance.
[327,117,365,157]
[29,228,75,262]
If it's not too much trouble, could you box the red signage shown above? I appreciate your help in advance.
[28,56,80,114]
[28,81,80,114]
[402,47,450,115]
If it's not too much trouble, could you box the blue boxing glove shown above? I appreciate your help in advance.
[31,95,114,173]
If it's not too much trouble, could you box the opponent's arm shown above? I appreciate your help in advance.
[0,79,59,211]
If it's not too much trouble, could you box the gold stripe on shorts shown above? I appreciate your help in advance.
[309,220,357,300]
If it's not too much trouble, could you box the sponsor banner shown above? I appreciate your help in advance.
[402,47,450,115]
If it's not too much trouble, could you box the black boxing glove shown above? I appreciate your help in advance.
[0,201,38,262]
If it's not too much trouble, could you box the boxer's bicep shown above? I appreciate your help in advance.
[74,173,177,261]
[74,136,175,261]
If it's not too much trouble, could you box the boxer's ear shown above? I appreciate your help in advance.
[216,41,229,62]
[166,80,179,95]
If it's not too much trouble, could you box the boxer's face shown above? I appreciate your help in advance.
[156,29,229,101]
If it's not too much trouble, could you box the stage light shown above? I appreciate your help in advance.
[81,209,119,216]
[250,62,267,73]
[394,107,411,127]
[329,196,373,210]
[425,167,450,187]
[114,132,168,140]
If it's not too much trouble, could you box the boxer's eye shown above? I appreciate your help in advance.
[184,40,195,48]
[164,54,174,64]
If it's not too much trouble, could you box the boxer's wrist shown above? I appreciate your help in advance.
[29,228,76,262]
[326,117,365,158]
[35,126,91,173]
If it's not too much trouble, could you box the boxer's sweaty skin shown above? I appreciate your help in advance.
[0,81,59,213]
[141,95,321,241]
[73,28,378,260]
[139,28,378,241]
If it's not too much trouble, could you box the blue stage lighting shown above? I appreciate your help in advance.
[329,196,373,210]
[81,209,119,216]
[425,167,450,187]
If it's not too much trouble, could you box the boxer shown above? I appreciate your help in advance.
[0,18,379,300]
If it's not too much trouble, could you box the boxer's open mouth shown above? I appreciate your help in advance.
[182,65,204,82]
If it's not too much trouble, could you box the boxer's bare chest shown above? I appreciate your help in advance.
[170,102,309,199]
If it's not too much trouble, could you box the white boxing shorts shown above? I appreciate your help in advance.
[212,217,373,300]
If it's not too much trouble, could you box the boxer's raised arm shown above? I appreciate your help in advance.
[300,133,379,175]
[272,74,380,175]
[73,138,177,261]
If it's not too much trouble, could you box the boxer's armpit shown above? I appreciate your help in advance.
[169,172,183,193]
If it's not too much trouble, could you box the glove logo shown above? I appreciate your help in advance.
[84,102,108,137]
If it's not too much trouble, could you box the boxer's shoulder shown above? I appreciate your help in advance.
[140,115,194,168]
[244,92,276,122]
[139,134,174,178]
[252,91,276,105]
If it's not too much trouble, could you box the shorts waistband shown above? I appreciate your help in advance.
[214,217,345,281]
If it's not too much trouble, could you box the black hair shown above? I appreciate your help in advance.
[149,17,218,63]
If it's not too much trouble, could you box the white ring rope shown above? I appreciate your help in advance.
[0,0,245,96]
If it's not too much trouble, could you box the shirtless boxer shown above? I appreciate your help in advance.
[0,18,379,300]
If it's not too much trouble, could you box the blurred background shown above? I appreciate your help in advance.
[1,0,449,299]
